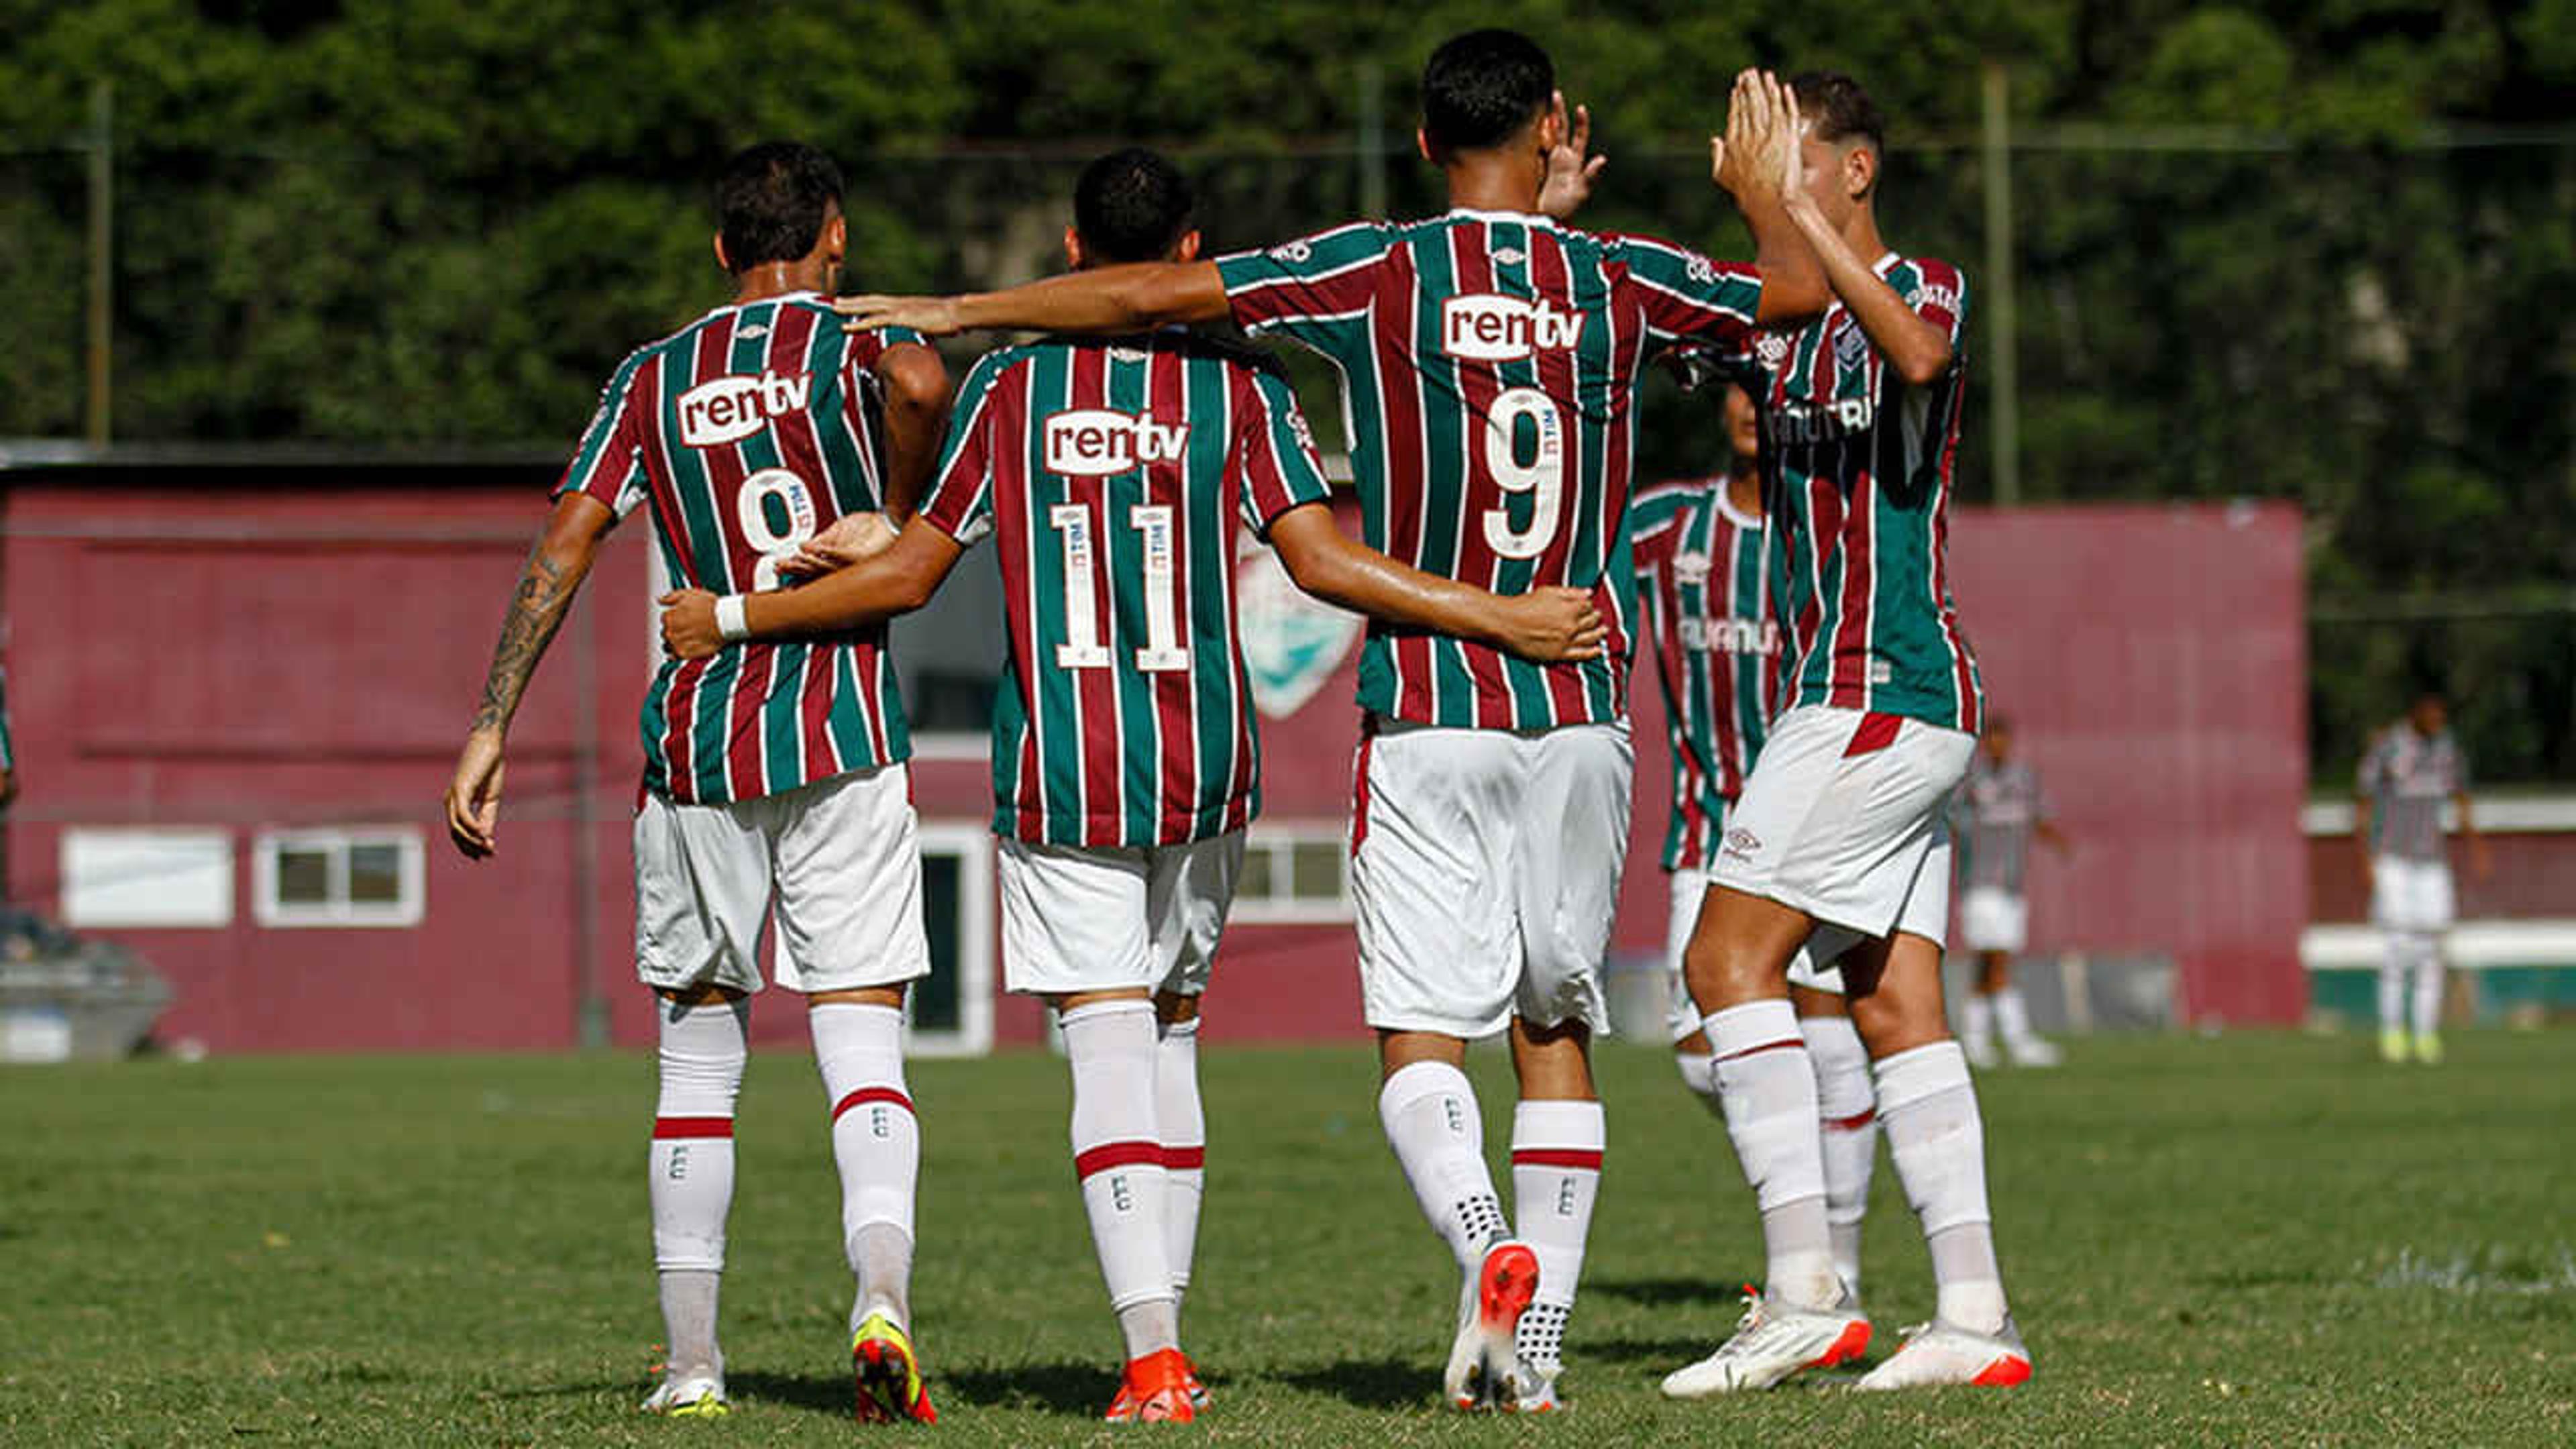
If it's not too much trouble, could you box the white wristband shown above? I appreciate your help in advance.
[714,594,751,643]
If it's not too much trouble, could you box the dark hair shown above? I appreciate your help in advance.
[1073,148,1196,265]
[1421,29,1554,154]
[714,141,844,273]
[1788,71,1887,157]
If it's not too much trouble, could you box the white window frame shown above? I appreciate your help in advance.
[252,827,427,928]
[1228,820,1356,924]
[908,823,996,1057]
[60,827,237,929]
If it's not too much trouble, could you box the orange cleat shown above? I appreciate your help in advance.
[1103,1346,1197,1423]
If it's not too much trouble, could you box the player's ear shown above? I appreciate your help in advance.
[1063,225,1086,271]
[1846,144,1876,203]
[711,233,732,273]
[821,213,847,266]
[1415,125,1436,164]
[1171,229,1203,264]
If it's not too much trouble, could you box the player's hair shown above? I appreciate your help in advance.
[1421,28,1554,154]
[714,141,844,274]
[1073,148,1196,266]
[1788,70,1887,158]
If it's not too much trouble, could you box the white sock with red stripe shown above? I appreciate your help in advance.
[1062,999,1177,1360]
[1509,1099,1604,1377]
[811,1002,917,1334]
[2377,933,2409,1033]
[1155,1012,1206,1305]
[1874,1040,2008,1334]
[651,996,749,1381]
[1702,1000,1839,1309]
[1674,1049,1725,1117]
[2408,934,2445,1038]
[1377,1060,1509,1273]
[1799,1013,1877,1300]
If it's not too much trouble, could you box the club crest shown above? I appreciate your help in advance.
[1234,536,1360,718]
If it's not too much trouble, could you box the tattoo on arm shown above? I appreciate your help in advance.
[471,547,582,733]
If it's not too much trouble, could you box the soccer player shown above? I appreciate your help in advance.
[660,147,1607,1422]
[441,142,950,1424]
[1660,71,2034,1396]
[1953,716,2073,1068]
[836,34,1825,1411]
[1633,376,1878,1301]
[2357,690,2487,1065]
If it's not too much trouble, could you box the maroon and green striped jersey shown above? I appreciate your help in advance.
[555,292,919,806]
[917,331,1333,848]
[1216,212,1764,731]
[1749,254,1982,732]
[1631,478,1778,870]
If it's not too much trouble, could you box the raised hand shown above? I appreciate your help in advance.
[1713,69,1794,203]
[1538,90,1609,221]
[837,294,963,337]
[658,588,725,659]
[784,512,899,578]
[1495,585,1608,663]
[443,731,506,859]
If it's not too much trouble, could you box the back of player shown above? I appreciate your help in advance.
[2358,692,2480,1065]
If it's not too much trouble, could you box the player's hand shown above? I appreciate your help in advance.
[1494,586,1607,663]
[837,294,963,338]
[444,730,506,860]
[784,513,899,577]
[658,589,724,659]
[1538,91,1608,221]
[1713,70,1794,204]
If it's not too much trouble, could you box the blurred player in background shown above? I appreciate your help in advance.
[1663,71,2032,1397]
[441,142,951,1423]
[1632,375,1878,1299]
[2358,690,2487,1064]
[662,148,1604,1421]
[1951,716,2072,1068]
[837,30,1825,1413]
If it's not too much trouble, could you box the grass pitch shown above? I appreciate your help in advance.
[6,1030,2572,1446]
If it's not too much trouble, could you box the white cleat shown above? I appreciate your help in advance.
[2004,1036,2064,1068]
[640,1372,730,1417]
[1963,1034,2000,1070]
[1661,1287,1872,1397]
[1853,1316,2033,1390]
[1444,1240,1540,1410]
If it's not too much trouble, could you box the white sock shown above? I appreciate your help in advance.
[1799,1014,1877,1300]
[1962,992,1997,1058]
[2410,934,2445,1038]
[1509,1099,1604,1375]
[1703,1000,1837,1308]
[2377,933,2408,1032]
[1994,986,2035,1046]
[1156,1013,1207,1305]
[1874,1040,2008,1334]
[1674,1050,1725,1118]
[1063,1000,1177,1360]
[1377,1060,1509,1272]
[810,1002,918,1333]
[651,996,749,1379]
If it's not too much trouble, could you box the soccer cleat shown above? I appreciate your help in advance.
[2378,1028,2409,1064]
[1963,1034,2000,1071]
[851,1312,937,1424]
[1497,1358,1561,1414]
[1103,1347,1196,1424]
[2003,1034,2063,1068]
[1660,1286,1872,1398]
[1181,1357,1210,1411]
[2412,1031,2444,1065]
[1444,1239,1540,1410]
[640,1373,729,1418]
[1852,1316,2031,1390]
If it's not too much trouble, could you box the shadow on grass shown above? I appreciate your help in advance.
[1584,1276,1745,1308]
[1579,1336,1727,1366]
[729,1369,859,1417]
[1278,1356,1434,1410]
[939,1360,1115,1416]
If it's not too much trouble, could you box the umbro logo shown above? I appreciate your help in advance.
[1723,827,1763,861]
[1674,550,1711,586]
[1269,240,1313,264]
[1492,246,1526,266]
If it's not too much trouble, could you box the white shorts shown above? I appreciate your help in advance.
[2372,856,2455,934]
[1664,866,1839,1039]
[997,833,1246,997]
[1711,704,1974,948]
[633,765,930,996]
[1960,885,2029,955]
[1352,718,1631,1039]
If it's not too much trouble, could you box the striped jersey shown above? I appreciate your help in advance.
[918,331,1334,848]
[1951,754,2049,894]
[1750,254,1982,733]
[1630,477,1776,870]
[1217,211,1764,731]
[2359,725,2467,863]
[556,292,918,806]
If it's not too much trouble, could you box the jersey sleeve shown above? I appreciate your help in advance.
[553,347,653,517]
[1215,223,1392,360]
[1892,258,1972,355]
[1626,482,1695,569]
[2357,732,2391,797]
[1616,235,1764,363]
[916,350,1017,548]
[1234,368,1336,535]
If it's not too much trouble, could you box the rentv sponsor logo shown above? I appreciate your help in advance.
[678,370,813,447]
[1043,409,1191,477]
[1442,294,1583,361]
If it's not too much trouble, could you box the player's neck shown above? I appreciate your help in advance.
[1841,205,1891,267]
[1725,466,1762,519]
[1442,155,1545,218]
[731,260,832,305]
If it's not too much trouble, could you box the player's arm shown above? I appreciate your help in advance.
[445,492,618,859]
[660,523,966,660]
[1266,505,1605,663]
[1778,195,1952,385]
[1712,70,1830,324]
[874,340,953,521]
[837,262,1231,339]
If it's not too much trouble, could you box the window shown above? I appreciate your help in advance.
[1229,822,1354,923]
[902,824,995,1056]
[60,828,235,928]
[252,828,425,928]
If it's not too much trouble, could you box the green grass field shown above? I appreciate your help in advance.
[7,1030,2573,1446]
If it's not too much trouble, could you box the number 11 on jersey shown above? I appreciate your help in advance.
[1049,500,1191,673]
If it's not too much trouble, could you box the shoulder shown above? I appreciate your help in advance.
[1174,329,1292,385]
[953,342,1044,406]
[1629,479,1705,539]
[1894,256,1968,305]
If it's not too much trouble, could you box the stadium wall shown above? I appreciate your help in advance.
[1,470,2312,1052]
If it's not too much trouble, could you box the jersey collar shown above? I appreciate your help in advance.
[1871,251,1902,277]
[1446,205,1558,227]
[1709,485,1765,532]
